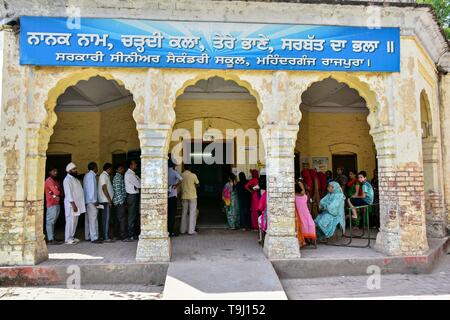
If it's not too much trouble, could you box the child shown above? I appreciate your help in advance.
[347,171,374,221]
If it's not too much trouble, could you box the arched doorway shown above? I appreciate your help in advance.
[171,76,262,229]
[296,77,379,244]
[43,75,140,246]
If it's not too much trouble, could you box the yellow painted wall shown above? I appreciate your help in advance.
[99,104,139,165]
[47,111,101,172]
[296,111,377,179]
[173,99,261,175]
[47,104,138,174]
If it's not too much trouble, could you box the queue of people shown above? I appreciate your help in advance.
[44,160,141,245]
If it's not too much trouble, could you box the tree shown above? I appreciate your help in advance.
[417,0,450,38]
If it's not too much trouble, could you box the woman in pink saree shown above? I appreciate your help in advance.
[295,179,317,247]
[245,169,260,230]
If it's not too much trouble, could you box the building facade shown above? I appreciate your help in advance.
[0,0,449,265]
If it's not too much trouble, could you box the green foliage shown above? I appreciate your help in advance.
[417,0,450,38]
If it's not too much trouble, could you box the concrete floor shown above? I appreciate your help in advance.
[165,229,287,300]
[2,228,447,300]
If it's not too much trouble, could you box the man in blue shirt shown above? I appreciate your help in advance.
[112,164,131,241]
[348,170,374,221]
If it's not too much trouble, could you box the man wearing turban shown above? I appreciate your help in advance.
[63,162,86,244]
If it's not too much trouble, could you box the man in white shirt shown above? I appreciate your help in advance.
[98,163,115,242]
[124,160,141,240]
[63,162,86,244]
[83,162,101,243]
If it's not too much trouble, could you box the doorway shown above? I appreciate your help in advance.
[332,154,358,177]
[184,140,233,228]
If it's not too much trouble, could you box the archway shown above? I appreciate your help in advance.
[40,74,141,254]
[296,77,379,247]
[171,76,262,230]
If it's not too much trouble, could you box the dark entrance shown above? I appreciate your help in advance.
[332,154,358,176]
[185,141,233,228]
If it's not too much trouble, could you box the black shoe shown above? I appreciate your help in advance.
[103,238,115,243]
[91,239,103,244]
[47,240,63,245]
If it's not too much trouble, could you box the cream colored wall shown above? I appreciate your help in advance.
[172,99,261,175]
[47,111,101,172]
[47,104,138,174]
[296,111,376,179]
[100,104,139,165]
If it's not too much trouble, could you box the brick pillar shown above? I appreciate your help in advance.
[439,74,450,234]
[421,136,447,237]
[262,124,301,260]
[373,126,429,256]
[0,27,48,265]
[135,124,171,262]
[22,124,49,264]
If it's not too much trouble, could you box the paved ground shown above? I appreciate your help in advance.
[41,240,137,266]
[0,284,162,300]
[282,254,450,300]
[164,229,287,300]
[2,228,449,300]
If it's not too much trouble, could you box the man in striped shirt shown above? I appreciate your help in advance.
[112,164,130,241]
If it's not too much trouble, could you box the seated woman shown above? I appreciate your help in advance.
[295,179,316,247]
[314,181,346,240]
[346,170,361,198]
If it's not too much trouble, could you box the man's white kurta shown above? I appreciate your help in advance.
[63,174,86,216]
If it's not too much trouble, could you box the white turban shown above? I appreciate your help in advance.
[66,162,77,173]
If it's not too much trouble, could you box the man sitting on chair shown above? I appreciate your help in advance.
[347,171,374,221]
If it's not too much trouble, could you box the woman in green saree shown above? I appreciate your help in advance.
[314,181,346,240]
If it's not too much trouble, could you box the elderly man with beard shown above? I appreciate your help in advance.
[63,162,86,244]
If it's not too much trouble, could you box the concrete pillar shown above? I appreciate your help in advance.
[439,73,450,234]
[422,136,447,237]
[0,26,48,265]
[135,124,171,262]
[373,68,429,256]
[262,124,301,260]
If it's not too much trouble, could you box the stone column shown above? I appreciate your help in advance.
[373,128,428,255]
[422,137,447,237]
[22,124,50,264]
[262,124,301,259]
[439,73,450,234]
[0,26,48,265]
[135,124,171,262]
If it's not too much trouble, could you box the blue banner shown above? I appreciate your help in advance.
[20,16,400,72]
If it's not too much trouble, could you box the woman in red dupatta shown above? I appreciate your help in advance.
[245,169,260,230]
